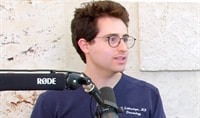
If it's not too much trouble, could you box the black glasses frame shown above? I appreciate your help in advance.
[96,34,136,49]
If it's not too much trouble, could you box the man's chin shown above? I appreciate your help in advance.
[113,68,125,73]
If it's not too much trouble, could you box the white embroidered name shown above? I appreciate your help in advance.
[126,110,141,116]
[122,106,147,116]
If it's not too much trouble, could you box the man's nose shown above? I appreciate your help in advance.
[117,39,128,51]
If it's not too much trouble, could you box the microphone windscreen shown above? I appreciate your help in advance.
[98,87,119,118]
[99,87,116,104]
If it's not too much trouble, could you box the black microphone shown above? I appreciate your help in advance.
[67,73,122,118]
[0,73,66,91]
[96,87,123,118]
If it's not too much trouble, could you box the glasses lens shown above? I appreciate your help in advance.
[108,35,120,47]
[126,36,135,48]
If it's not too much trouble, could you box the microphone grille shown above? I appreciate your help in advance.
[99,87,116,103]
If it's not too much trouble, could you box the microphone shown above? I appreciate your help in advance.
[66,73,123,118]
[96,87,123,118]
[78,74,122,117]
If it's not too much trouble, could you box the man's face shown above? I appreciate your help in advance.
[86,16,129,73]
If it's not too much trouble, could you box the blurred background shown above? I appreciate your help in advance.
[0,0,199,118]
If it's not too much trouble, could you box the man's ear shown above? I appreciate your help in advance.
[78,38,89,53]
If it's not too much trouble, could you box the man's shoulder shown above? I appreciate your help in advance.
[120,73,159,93]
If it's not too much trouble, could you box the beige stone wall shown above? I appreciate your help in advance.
[0,1,199,118]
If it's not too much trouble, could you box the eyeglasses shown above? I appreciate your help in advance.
[96,34,136,49]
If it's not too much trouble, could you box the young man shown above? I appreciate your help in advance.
[31,1,166,117]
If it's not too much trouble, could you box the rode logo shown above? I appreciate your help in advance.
[37,78,56,85]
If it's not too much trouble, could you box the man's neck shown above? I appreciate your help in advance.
[84,68,122,89]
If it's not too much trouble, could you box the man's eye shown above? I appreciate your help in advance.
[123,38,128,42]
[109,36,118,42]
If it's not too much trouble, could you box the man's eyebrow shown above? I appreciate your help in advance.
[105,33,129,37]
[98,33,129,37]
[123,34,129,37]
[104,33,118,37]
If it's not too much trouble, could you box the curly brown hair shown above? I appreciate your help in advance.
[71,0,129,63]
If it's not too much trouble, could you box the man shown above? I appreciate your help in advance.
[31,1,166,117]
